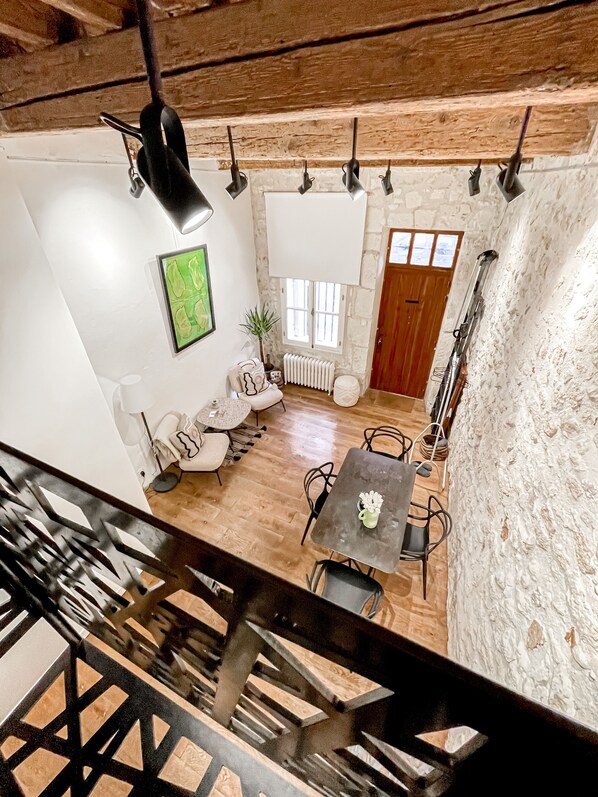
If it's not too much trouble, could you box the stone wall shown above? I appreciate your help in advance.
[249,167,501,398]
[448,152,598,729]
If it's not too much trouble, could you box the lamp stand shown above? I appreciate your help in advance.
[140,411,178,493]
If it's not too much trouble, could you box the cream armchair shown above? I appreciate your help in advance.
[153,412,229,486]
[227,364,286,426]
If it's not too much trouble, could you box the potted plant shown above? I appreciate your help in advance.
[240,305,280,371]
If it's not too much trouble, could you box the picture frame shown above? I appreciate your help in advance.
[157,244,216,353]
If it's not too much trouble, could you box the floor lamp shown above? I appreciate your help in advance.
[120,374,178,493]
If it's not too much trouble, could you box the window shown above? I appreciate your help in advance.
[280,279,346,352]
[387,229,463,269]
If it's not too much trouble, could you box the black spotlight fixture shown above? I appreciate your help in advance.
[342,117,365,201]
[99,0,213,234]
[121,134,145,199]
[298,160,315,194]
[468,160,482,196]
[380,160,394,196]
[225,125,248,200]
[497,106,532,204]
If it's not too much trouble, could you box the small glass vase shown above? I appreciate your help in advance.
[358,508,380,529]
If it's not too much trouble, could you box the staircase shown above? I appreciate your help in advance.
[0,440,596,796]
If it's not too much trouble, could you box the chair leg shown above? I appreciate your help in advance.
[281,399,286,412]
[254,411,259,426]
[216,468,222,486]
[422,557,428,601]
[301,513,314,545]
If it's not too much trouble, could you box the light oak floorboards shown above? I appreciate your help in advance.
[148,385,449,656]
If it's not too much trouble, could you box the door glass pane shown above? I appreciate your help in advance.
[286,278,309,309]
[315,281,340,314]
[315,313,339,348]
[287,309,309,342]
[389,231,412,264]
[433,234,459,268]
[411,233,434,265]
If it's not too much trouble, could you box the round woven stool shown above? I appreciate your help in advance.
[333,375,360,407]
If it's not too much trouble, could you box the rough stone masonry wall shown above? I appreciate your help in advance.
[249,167,501,398]
[448,151,598,729]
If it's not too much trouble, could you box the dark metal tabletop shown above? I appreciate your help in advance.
[310,447,416,573]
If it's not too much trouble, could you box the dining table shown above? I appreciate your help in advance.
[310,447,416,573]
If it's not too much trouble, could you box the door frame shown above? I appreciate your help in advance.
[369,228,464,396]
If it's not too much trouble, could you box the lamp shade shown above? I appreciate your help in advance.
[120,374,154,414]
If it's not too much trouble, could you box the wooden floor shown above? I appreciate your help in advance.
[148,385,448,656]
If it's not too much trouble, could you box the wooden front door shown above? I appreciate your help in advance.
[371,229,462,399]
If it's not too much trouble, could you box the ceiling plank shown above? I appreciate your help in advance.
[216,158,520,170]
[37,1,124,32]
[1,1,597,134]
[186,107,594,163]
[0,0,530,109]
[0,0,59,48]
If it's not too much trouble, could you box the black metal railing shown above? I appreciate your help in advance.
[0,440,596,795]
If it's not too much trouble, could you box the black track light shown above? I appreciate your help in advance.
[225,126,248,200]
[497,107,532,204]
[298,160,315,194]
[342,118,365,201]
[121,134,145,199]
[99,0,213,234]
[380,160,394,196]
[468,160,482,196]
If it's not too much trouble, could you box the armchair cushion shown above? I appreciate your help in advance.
[241,384,283,411]
[238,358,269,396]
[169,413,205,460]
[178,433,229,472]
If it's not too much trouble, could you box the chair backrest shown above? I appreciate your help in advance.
[227,364,243,395]
[153,411,183,463]
[406,495,452,554]
[304,462,336,514]
[306,560,383,619]
[362,425,413,462]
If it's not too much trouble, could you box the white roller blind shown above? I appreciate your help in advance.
[265,192,367,285]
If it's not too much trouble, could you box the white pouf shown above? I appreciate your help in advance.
[333,375,360,407]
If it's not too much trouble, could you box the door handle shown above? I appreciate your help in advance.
[405,299,420,304]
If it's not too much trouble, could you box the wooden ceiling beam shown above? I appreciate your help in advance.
[186,106,594,163]
[0,0,59,48]
[216,158,517,171]
[0,1,597,133]
[36,1,124,32]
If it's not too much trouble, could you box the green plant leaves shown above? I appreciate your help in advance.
[240,305,280,339]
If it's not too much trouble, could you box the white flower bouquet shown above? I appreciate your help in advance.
[359,490,384,515]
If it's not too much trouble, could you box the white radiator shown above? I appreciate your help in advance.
[283,353,335,394]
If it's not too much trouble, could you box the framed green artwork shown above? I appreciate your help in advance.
[157,245,216,353]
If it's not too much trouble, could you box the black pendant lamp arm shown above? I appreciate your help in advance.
[351,117,358,160]
[227,125,238,169]
[99,112,142,142]
[504,106,532,191]
[136,0,164,106]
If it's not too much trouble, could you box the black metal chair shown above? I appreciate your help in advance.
[302,462,336,545]
[361,425,413,462]
[306,559,384,619]
[400,495,452,600]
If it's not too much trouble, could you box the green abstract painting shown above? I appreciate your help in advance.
[158,245,216,353]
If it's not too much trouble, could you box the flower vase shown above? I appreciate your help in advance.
[358,508,380,529]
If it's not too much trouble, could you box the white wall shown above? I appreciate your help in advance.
[0,155,147,509]
[8,152,258,484]
[250,167,501,399]
[447,151,598,729]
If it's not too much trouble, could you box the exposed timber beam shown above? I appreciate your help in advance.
[0,1,598,133]
[0,0,59,48]
[37,1,124,32]
[187,107,595,164]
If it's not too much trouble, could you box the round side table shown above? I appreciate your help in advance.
[196,398,253,459]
